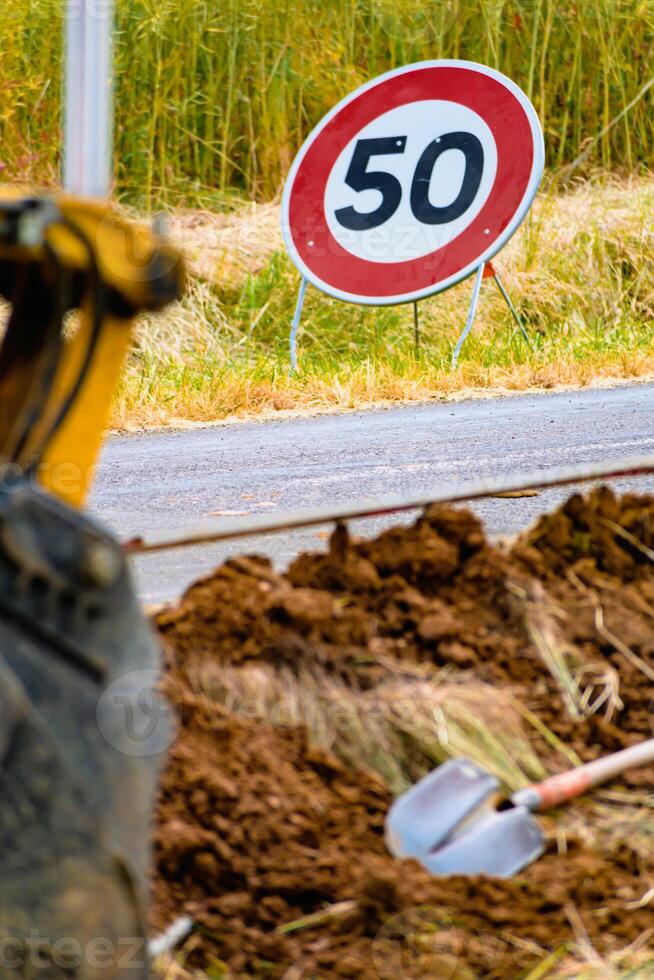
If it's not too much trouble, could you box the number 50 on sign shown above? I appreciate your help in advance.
[282,60,544,306]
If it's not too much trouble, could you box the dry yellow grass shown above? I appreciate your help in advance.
[166,203,281,288]
[107,175,654,428]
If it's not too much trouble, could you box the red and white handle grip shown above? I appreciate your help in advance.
[512,738,654,812]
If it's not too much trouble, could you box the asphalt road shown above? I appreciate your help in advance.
[90,383,654,605]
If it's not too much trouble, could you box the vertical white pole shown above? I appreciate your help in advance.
[63,0,114,197]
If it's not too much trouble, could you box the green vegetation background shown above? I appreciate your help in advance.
[2,0,653,207]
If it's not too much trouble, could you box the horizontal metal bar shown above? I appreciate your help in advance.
[126,453,654,556]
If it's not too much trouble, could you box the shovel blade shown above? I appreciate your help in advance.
[385,758,499,860]
[422,805,545,878]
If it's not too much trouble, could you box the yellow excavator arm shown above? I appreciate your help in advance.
[0,191,184,977]
[0,190,184,506]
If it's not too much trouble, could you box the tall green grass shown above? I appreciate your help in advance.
[1,0,653,206]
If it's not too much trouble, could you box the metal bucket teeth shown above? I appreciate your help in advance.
[385,758,500,860]
[421,805,545,879]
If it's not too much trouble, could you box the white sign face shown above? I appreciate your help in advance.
[324,100,498,265]
[282,61,544,305]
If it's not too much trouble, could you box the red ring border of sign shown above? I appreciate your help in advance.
[281,60,545,305]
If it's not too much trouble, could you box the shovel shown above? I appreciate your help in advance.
[385,739,654,878]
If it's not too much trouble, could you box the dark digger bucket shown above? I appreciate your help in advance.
[0,478,172,978]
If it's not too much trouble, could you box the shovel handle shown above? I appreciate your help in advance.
[513,738,654,812]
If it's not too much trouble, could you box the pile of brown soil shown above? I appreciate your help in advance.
[153,488,654,977]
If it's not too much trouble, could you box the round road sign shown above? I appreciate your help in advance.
[282,60,544,305]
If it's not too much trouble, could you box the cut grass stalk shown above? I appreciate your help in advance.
[518,580,590,719]
[189,658,551,794]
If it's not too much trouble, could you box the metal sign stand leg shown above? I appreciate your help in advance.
[289,276,308,373]
[451,263,530,368]
[289,265,527,374]
[413,301,420,354]
[492,270,531,349]
[451,262,484,369]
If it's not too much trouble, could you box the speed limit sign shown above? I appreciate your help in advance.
[282,60,544,306]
